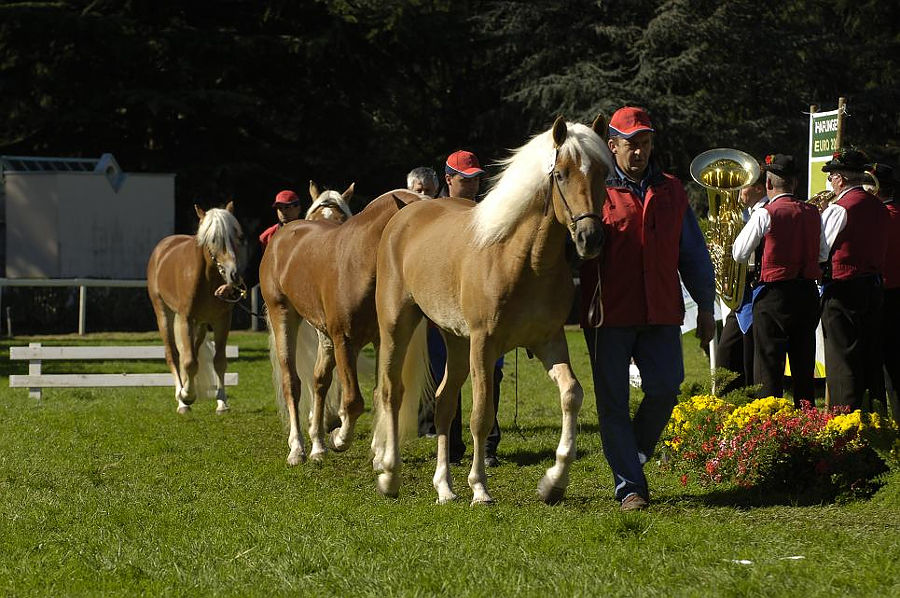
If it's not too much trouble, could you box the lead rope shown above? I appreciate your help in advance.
[513,348,526,439]
[589,259,603,370]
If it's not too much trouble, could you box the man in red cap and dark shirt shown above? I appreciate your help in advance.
[430,149,504,468]
[819,148,889,411]
[868,161,899,423]
[732,153,824,406]
[579,106,715,511]
[259,190,303,250]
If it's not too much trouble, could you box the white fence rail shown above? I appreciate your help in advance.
[9,342,239,399]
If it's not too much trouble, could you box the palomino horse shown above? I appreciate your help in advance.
[147,202,248,413]
[260,189,430,464]
[306,180,354,223]
[374,115,612,504]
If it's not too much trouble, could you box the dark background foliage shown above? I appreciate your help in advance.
[1,0,897,254]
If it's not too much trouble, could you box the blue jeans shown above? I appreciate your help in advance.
[583,325,684,501]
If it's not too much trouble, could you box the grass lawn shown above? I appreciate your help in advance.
[1,328,898,597]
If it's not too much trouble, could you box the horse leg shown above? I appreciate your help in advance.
[212,319,230,414]
[373,302,421,498]
[329,335,365,452]
[152,301,183,402]
[466,333,496,505]
[432,334,469,504]
[271,306,307,465]
[308,332,336,461]
[173,313,199,413]
[532,329,583,504]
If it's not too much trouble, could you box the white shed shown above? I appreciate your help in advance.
[0,154,174,279]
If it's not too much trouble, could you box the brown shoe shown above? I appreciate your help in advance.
[620,492,649,511]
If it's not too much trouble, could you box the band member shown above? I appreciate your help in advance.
[819,148,889,411]
[733,154,823,405]
[870,161,900,423]
[715,163,767,391]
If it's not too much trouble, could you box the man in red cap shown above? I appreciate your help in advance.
[259,189,303,250]
[430,149,503,467]
[819,148,889,411]
[578,106,715,511]
[444,149,485,200]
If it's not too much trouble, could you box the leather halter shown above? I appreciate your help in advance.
[209,249,247,303]
[544,149,603,241]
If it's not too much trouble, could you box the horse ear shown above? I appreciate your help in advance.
[194,204,205,220]
[391,192,415,209]
[309,180,320,200]
[225,201,234,213]
[552,115,567,148]
[591,113,607,138]
[342,182,355,202]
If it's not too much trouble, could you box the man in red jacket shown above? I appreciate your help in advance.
[732,154,824,406]
[820,148,889,411]
[259,190,303,250]
[579,106,715,511]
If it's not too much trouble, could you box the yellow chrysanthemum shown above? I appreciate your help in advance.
[723,396,794,432]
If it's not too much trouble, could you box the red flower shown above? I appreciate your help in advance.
[765,154,775,165]
[680,474,689,486]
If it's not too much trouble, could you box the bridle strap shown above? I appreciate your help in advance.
[545,164,603,240]
[208,249,247,303]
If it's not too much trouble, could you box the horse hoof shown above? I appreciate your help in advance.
[435,492,458,505]
[176,405,191,414]
[377,473,400,498]
[471,494,495,506]
[287,452,306,466]
[309,449,327,462]
[329,430,350,452]
[537,477,566,505]
[215,406,230,415]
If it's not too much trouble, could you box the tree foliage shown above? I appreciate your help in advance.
[1,0,897,232]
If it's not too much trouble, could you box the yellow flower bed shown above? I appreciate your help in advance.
[722,397,794,432]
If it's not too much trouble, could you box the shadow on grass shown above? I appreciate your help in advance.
[668,478,888,509]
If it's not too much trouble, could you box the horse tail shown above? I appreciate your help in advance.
[371,319,434,458]
[195,339,217,400]
[294,321,342,430]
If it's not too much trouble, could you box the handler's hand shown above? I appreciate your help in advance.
[695,310,716,348]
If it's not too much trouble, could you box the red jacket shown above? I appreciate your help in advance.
[830,188,888,281]
[580,172,689,327]
[884,201,900,289]
[259,223,281,249]
[760,196,821,282]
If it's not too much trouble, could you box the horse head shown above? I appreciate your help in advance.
[194,201,248,300]
[548,114,612,260]
[307,180,355,223]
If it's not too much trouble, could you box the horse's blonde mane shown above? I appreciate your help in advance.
[196,208,240,254]
[306,190,353,219]
[470,122,613,247]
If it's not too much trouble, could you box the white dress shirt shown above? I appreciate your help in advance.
[818,186,862,262]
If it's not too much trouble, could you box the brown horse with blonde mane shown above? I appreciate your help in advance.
[373,115,613,504]
[260,189,430,465]
[147,202,248,414]
[306,180,355,223]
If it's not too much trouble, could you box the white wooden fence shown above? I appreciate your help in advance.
[9,343,239,399]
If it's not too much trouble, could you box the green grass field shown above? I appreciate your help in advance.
[1,329,898,597]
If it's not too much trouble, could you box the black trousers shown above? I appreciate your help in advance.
[715,310,754,391]
[821,276,885,411]
[752,279,819,406]
[883,287,900,424]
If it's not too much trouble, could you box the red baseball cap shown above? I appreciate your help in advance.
[608,106,655,139]
[272,189,300,208]
[445,150,485,178]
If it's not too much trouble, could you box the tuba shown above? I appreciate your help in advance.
[690,148,761,310]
